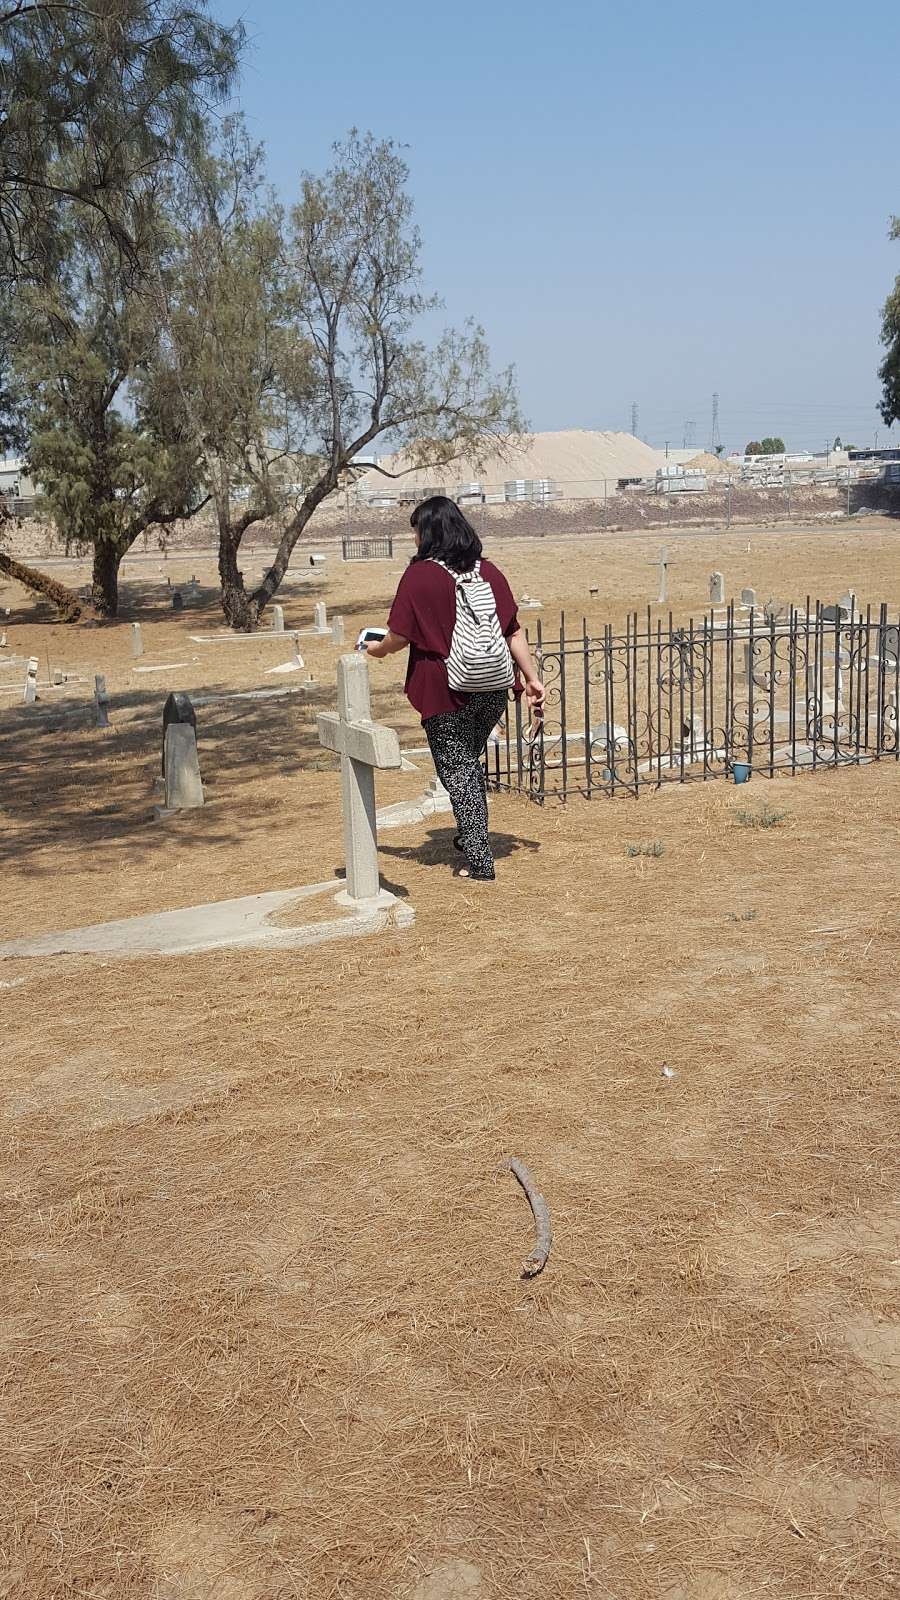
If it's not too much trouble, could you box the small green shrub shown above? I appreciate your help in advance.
[734,803,788,830]
[625,840,664,858]
[727,909,758,922]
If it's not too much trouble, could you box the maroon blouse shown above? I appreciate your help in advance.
[387,557,521,721]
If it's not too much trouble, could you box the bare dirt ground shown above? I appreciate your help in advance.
[1,520,898,1599]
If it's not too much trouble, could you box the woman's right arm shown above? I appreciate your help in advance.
[366,629,408,659]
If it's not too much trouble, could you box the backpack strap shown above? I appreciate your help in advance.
[429,558,485,624]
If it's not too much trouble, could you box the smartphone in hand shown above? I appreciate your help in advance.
[356,627,387,653]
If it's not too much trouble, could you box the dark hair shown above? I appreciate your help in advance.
[410,495,482,572]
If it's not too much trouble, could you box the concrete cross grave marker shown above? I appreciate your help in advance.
[94,674,111,727]
[23,657,38,705]
[709,571,725,605]
[158,691,204,813]
[648,546,668,605]
[317,654,402,905]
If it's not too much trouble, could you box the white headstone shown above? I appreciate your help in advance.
[309,553,326,567]
[314,601,328,633]
[709,571,725,604]
[131,622,143,658]
[331,615,346,646]
[23,657,38,705]
[740,586,756,608]
[317,655,402,904]
[0,631,7,647]
[164,723,204,810]
[94,674,110,728]
[838,590,856,615]
[271,604,285,633]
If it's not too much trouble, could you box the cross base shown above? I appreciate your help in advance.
[334,885,413,920]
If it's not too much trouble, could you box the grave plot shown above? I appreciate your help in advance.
[490,601,900,801]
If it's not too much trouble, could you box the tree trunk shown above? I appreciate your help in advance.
[219,529,255,631]
[0,549,82,621]
[91,540,121,618]
[249,487,329,620]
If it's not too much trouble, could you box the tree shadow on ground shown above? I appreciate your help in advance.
[0,677,338,877]
[849,482,900,519]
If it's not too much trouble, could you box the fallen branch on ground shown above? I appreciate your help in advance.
[503,1157,552,1277]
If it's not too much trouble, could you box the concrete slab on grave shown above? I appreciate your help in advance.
[0,881,413,963]
[187,631,302,645]
[377,775,453,829]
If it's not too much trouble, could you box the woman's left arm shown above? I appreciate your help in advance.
[508,628,545,711]
[366,629,408,659]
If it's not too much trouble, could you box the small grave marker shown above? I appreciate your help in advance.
[131,622,143,658]
[309,553,326,567]
[709,571,725,605]
[271,604,285,633]
[740,586,756,608]
[313,601,328,633]
[172,591,184,611]
[317,654,402,904]
[94,674,110,728]
[159,692,204,812]
[23,657,38,705]
[331,615,346,646]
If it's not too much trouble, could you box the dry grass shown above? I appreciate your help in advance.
[0,524,899,1598]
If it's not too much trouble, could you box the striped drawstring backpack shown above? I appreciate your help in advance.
[432,559,516,694]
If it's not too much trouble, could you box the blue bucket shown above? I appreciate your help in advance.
[733,762,751,784]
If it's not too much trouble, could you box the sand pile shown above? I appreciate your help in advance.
[357,429,663,496]
[684,450,739,477]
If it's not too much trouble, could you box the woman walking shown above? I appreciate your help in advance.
[366,496,544,881]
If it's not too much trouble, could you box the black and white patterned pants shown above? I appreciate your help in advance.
[424,690,509,879]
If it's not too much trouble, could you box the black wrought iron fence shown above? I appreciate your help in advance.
[341,535,394,560]
[485,601,900,802]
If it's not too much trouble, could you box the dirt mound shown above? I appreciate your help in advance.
[684,450,739,477]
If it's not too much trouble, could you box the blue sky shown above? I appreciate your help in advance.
[217,0,900,453]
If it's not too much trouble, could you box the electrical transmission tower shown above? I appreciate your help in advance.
[631,401,638,438]
[709,392,721,453]
[683,418,696,449]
